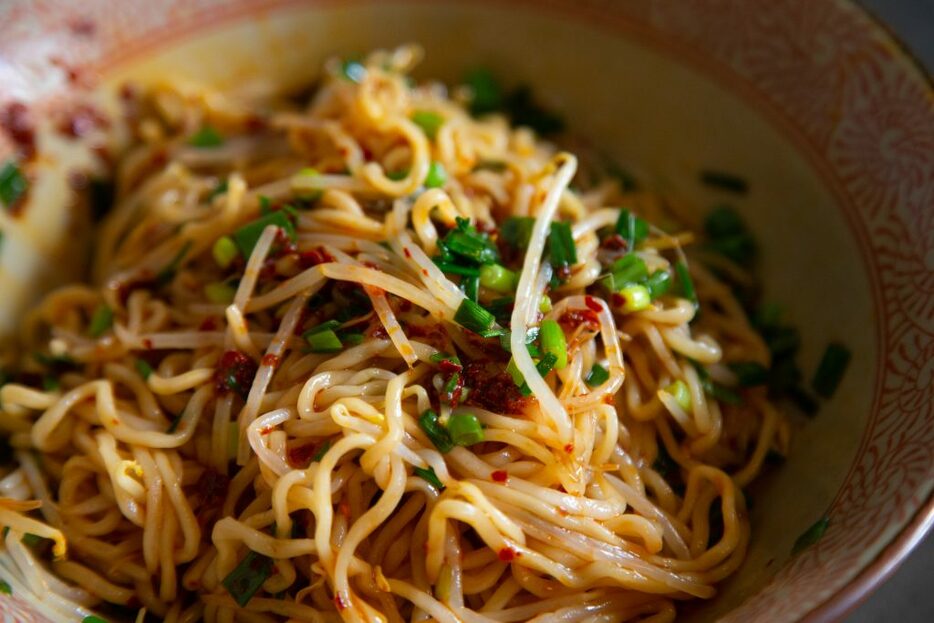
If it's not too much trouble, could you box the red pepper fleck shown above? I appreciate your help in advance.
[214,350,257,397]
[498,547,518,562]
[491,470,508,483]
[611,293,625,307]
[403,247,412,258]
[437,358,462,374]
[142,338,153,350]
[199,317,218,331]
[287,441,320,469]
[422,269,430,277]
[259,426,275,436]
[338,501,351,519]
[334,594,347,611]
[601,233,626,250]
[603,395,615,404]
[564,443,574,454]
[0,102,36,159]
[585,296,602,312]
[558,310,600,332]
[69,17,96,36]
[261,353,280,368]
[298,247,334,268]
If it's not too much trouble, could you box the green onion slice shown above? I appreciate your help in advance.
[412,110,443,139]
[414,465,445,491]
[479,264,517,293]
[189,125,224,148]
[222,549,273,607]
[548,221,577,268]
[539,320,567,370]
[232,211,296,258]
[792,516,830,555]
[135,359,154,380]
[425,161,447,188]
[88,304,113,338]
[454,299,503,337]
[213,236,239,269]
[305,329,343,353]
[418,409,454,453]
[447,413,484,446]
[812,343,851,398]
[0,160,28,209]
[585,364,609,387]
[675,262,698,308]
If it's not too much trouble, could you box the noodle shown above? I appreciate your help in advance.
[0,46,788,623]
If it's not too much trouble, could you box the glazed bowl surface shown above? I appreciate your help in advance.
[0,1,931,621]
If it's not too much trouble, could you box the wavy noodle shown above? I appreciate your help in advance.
[0,45,788,623]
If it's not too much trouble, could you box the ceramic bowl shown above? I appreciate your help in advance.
[0,1,931,621]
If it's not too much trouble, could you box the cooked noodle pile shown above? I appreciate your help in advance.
[0,46,789,622]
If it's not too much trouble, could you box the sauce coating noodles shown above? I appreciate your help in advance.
[0,46,789,623]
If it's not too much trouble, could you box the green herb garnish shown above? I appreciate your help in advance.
[88,304,113,338]
[792,516,830,554]
[222,549,273,607]
[188,125,224,148]
[812,343,851,398]
[0,161,27,210]
[585,364,609,387]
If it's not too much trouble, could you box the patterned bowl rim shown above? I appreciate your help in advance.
[0,1,931,621]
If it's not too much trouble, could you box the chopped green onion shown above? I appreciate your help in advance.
[447,413,484,446]
[213,236,239,268]
[0,160,28,209]
[792,516,830,554]
[645,270,671,299]
[222,549,273,607]
[454,299,502,337]
[425,161,447,188]
[411,110,443,140]
[586,364,609,387]
[165,410,184,434]
[461,274,479,302]
[42,376,60,392]
[704,206,756,263]
[618,284,652,313]
[539,320,567,370]
[82,617,109,623]
[440,218,499,265]
[729,362,769,387]
[704,205,745,238]
[675,262,697,307]
[812,343,851,398]
[21,533,46,547]
[548,221,577,268]
[414,465,445,491]
[305,320,341,335]
[88,304,113,338]
[188,125,224,148]
[479,264,517,293]
[664,380,692,410]
[312,440,332,462]
[464,68,502,116]
[499,328,539,355]
[504,84,565,135]
[339,332,364,346]
[499,217,535,251]
[615,209,649,252]
[700,170,748,194]
[535,352,559,378]
[204,282,236,305]
[505,357,525,388]
[135,359,153,380]
[433,260,481,277]
[209,179,228,200]
[610,254,648,287]
[305,329,343,353]
[341,60,366,83]
[691,361,742,405]
[155,240,193,286]
[386,169,408,181]
[232,211,296,258]
[0,579,10,595]
[486,297,514,326]
[418,409,453,453]
[539,295,552,313]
